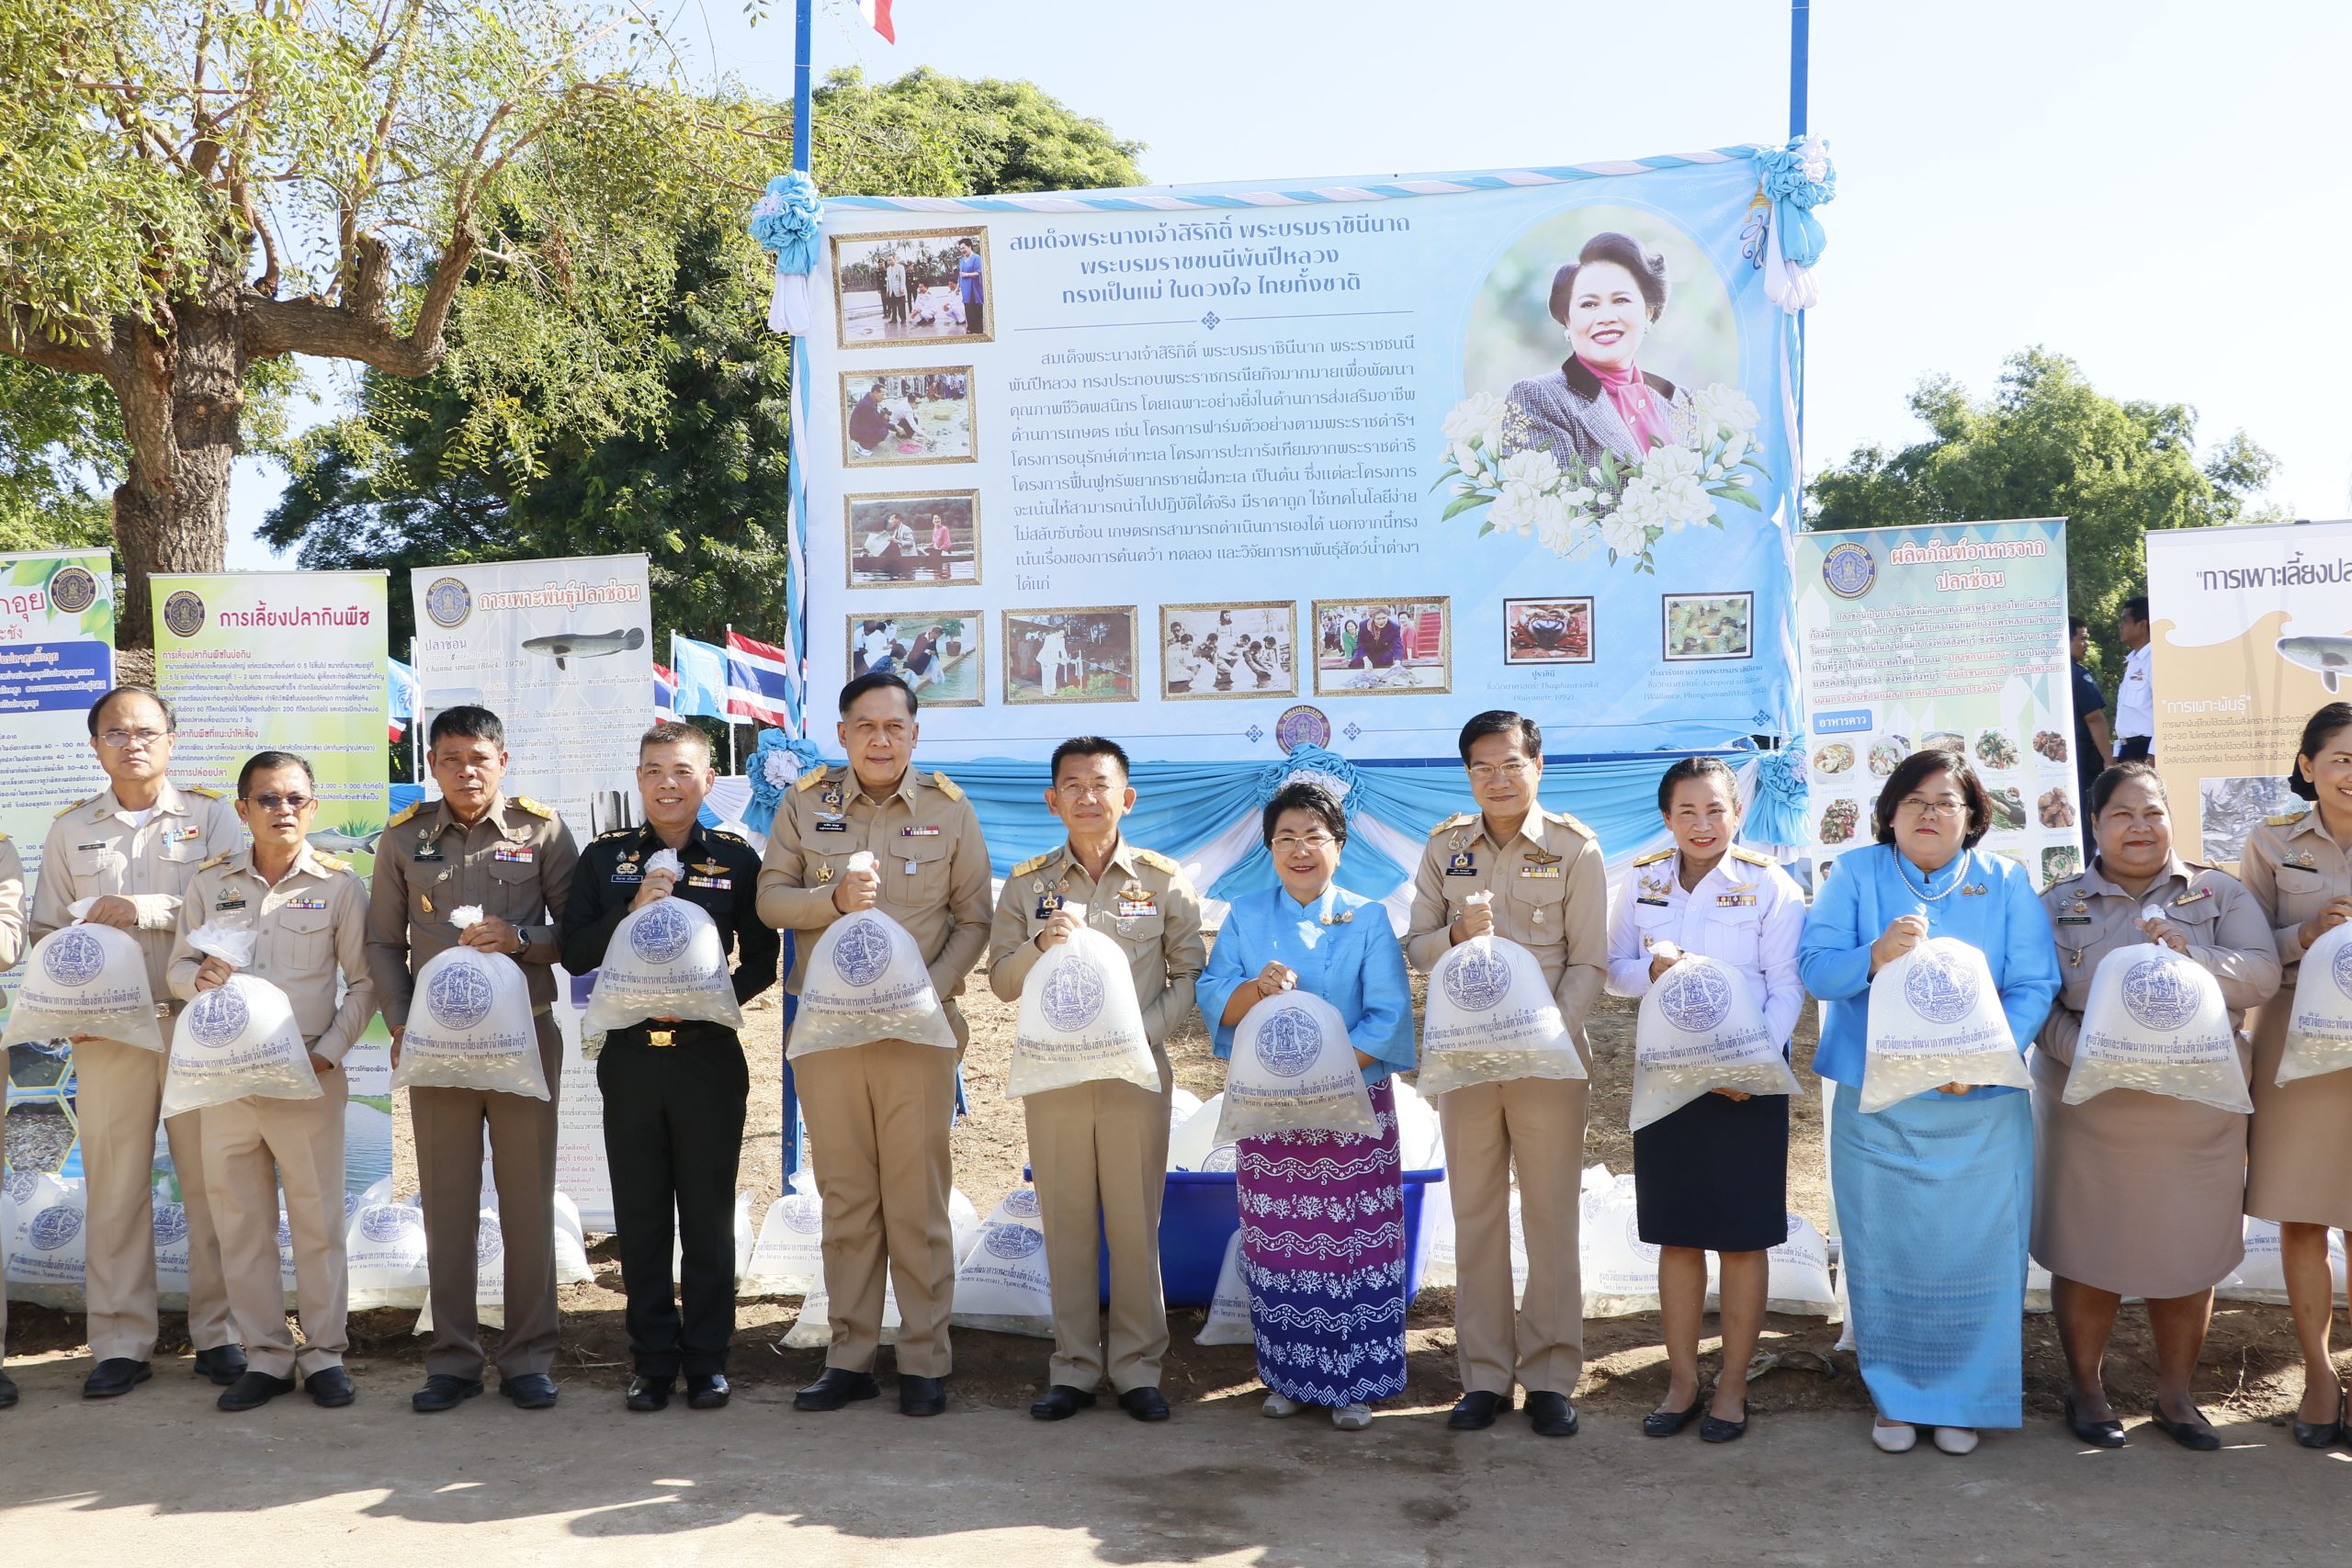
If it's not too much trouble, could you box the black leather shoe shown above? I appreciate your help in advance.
[1700,1402,1749,1444]
[1030,1384,1097,1421]
[2150,1405,2222,1451]
[1526,1391,1578,1438]
[306,1367,356,1408]
[1448,1390,1511,1430]
[2064,1394,2126,1449]
[626,1376,673,1413]
[412,1373,484,1413]
[193,1345,249,1386]
[795,1368,880,1411]
[83,1359,152,1399]
[1643,1393,1705,1438]
[1118,1386,1171,1423]
[686,1373,730,1410]
[216,1370,297,1412]
[2293,1382,2346,1450]
[502,1372,559,1409]
[899,1373,947,1416]
[0,1370,17,1410]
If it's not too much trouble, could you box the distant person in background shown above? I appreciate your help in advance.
[957,238,985,334]
[2070,617,2112,852]
[928,513,954,577]
[848,382,891,455]
[1350,606,1407,669]
[2114,597,2154,761]
[881,253,909,327]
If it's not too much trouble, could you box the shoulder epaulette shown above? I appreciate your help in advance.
[710,829,749,845]
[312,852,351,873]
[1545,808,1596,840]
[514,795,554,819]
[1730,845,1775,867]
[1631,846,1674,867]
[930,770,964,802]
[796,764,831,792]
[185,784,225,799]
[594,825,639,840]
[386,802,421,828]
[196,851,233,872]
[2267,807,2312,827]
[1132,847,1181,874]
[56,795,93,819]
[1428,812,1476,837]
[1011,851,1055,877]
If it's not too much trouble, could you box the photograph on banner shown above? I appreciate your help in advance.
[1161,602,1296,700]
[849,611,983,705]
[799,157,1805,762]
[1314,599,1450,695]
[2145,519,2352,868]
[1003,607,1137,704]
[846,491,980,586]
[1794,519,2079,891]
[841,368,976,467]
[831,227,994,346]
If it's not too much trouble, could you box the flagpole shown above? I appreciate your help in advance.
[1789,0,1810,439]
[724,623,740,776]
[793,0,813,175]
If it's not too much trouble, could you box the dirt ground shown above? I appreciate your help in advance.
[6,954,2343,1432]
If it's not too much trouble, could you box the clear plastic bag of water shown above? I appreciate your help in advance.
[2064,941,2250,1111]
[788,896,957,1059]
[1860,936,2030,1112]
[1418,931,1586,1099]
[392,906,549,1100]
[1213,989,1377,1142]
[581,890,744,1054]
[1008,926,1156,1098]
[1630,954,1801,1130]
[161,973,322,1117]
[2276,921,2352,1086]
[3,921,162,1053]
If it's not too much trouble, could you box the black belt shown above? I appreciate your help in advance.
[615,1019,734,1049]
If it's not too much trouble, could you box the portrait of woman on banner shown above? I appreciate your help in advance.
[1500,231,1681,473]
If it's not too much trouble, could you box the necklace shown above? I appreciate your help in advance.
[1894,848,1968,903]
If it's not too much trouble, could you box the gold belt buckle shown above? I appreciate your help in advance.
[648,1028,676,1048]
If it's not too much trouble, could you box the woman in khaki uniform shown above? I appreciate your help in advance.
[2034,763,2279,1450]
[2239,702,2352,1447]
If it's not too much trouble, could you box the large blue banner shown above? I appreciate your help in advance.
[796,149,1805,762]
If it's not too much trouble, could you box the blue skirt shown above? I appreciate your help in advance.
[1830,1079,2031,1428]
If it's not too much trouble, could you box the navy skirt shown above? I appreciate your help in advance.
[1633,1089,1790,1252]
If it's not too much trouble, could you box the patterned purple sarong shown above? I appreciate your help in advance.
[1237,1077,1407,1406]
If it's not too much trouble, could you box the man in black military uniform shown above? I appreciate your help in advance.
[560,721,778,1412]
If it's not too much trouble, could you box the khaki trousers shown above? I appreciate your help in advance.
[1023,1056,1172,1393]
[76,1034,234,1359]
[1437,1075,1589,1397]
[409,1013,561,1380]
[796,1036,960,1378]
[202,1065,351,1379]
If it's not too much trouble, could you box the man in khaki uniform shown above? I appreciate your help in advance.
[166,750,376,1412]
[987,737,1204,1424]
[28,685,244,1398]
[365,705,578,1414]
[756,671,990,1416]
[1,831,25,1411]
[1405,710,1607,1438]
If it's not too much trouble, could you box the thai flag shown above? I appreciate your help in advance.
[725,630,797,728]
[653,661,678,719]
[859,0,895,42]
[387,658,421,743]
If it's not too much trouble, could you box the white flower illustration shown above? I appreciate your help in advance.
[1496,448,1561,492]
[1442,390,1507,446]
[1683,382,1759,436]
[1600,510,1650,559]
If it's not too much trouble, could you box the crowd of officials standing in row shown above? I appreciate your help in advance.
[2,672,2349,1458]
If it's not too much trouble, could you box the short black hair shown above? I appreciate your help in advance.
[2120,595,2150,623]
[1657,755,1738,814]
[2067,615,2086,636]
[2290,702,2352,802]
[1549,231,1669,325]
[428,705,504,750]
[1871,747,1994,849]
[1051,736,1129,782]
[88,684,175,737]
[839,670,917,718]
[639,719,712,762]
[1261,780,1346,847]
[237,750,315,797]
[1457,710,1541,764]
[2086,761,2164,818]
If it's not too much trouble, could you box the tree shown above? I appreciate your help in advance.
[1805,347,2279,671]
[0,359,119,551]
[826,67,1145,194]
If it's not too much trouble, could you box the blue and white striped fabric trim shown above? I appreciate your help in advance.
[784,334,811,736]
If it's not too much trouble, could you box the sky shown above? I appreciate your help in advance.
[225,0,2352,566]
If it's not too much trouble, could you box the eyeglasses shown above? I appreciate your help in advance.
[1896,796,1966,819]
[245,793,314,812]
[1271,833,1339,852]
[99,728,170,750]
[1054,782,1120,801]
[1467,760,1532,783]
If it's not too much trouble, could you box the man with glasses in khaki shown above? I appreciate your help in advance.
[29,685,245,1398]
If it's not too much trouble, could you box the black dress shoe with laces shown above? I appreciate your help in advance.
[193,1345,249,1386]
[626,1376,673,1413]
[2063,1394,2126,1449]
[1643,1393,1704,1438]
[1117,1386,1170,1422]
[686,1373,730,1410]
[306,1367,356,1408]
[795,1368,880,1411]
[899,1373,947,1416]
[412,1373,485,1413]
[1526,1390,1578,1438]
[216,1370,297,1412]
[83,1359,153,1399]
[502,1372,559,1409]
[1448,1390,1511,1430]
[2293,1382,2346,1450]
[1030,1384,1096,1421]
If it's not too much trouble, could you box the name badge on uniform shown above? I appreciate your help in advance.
[814,819,848,833]
[286,897,327,910]
[214,895,247,912]
[76,840,109,852]
[900,824,942,838]
[1715,893,1757,908]
[1445,852,1476,876]
[2055,914,2093,925]
[413,829,443,862]
[492,845,534,863]
[611,869,644,885]
[1635,896,1670,908]
[1518,863,1561,879]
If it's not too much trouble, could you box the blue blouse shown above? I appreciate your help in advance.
[1196,882,1417,1086]
[1797,843,2060,1096]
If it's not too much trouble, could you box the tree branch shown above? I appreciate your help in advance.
[0,302,120,378]
[244,225,474,378]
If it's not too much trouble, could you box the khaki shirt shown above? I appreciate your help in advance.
[2037,856,2281,1065]
[755,764,991,1010]
[2237,808,2351,972]
[165,845,379,1062]
[0,835,25,975]
[364,792,580,1028]
[986,836,1206,1050]
[30,780,247,1008]
[1404,807,1609,1065]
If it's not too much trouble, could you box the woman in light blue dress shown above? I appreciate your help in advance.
[1798,748,2059,1456]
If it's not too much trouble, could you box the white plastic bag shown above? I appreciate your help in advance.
[1630,955,1801,1130]
[1860,937,2031,1112]
[1702,1213,1840,1318]
[161,974,322,1118]
[1214,990,1377,1143]
[2220,1217,2351,1304]
[948,1220,1056,1337]
[1195,1229,1253,1346]
[4,1172,88,1308]
[1579,1168,1661,1316]
[2065,942,2250,1112]
[3,922,162,1053]
[1390,1077,1447,1171]
[1418,931,1585,1098]
[2275,922,2352,1086]
[1167,1094,1237,1171]
[786,1277,901,1348]
[393,908,549,1100]
[1008,928,1156,1098]
[581,894,744,1054]
[746,1173,828,1296]
[788,872,957,1058]
[1167,1086,1203,1134]
[153,1178,193,1303]
[345,1198,431,1311]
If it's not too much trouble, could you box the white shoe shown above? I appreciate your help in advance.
[1932,1426,1979,1455]
[1331,1403,1373,1431]
[1871,1420,1918,1453]
[1261,1393,1302,1418]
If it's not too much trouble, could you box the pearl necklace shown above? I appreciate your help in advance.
[1895,848,1968,904]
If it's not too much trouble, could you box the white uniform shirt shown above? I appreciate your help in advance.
[1604,847,1807,1048]
[2115,644,2154,745]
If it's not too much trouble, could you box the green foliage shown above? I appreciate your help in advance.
[0,359,117,549]
[1805,347,2280,676]
[819,68,1146,195]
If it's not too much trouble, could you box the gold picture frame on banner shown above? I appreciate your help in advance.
[1002,606,1140,705]
[839,367,978,468]
[1311,598,1451,696]
[843,491,982,589]
[847,611,984,708]
[1159,602,1297,701]
[1661,592,1754,661]
[830,226,996,348]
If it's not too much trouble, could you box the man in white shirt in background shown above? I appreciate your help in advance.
[2114,595,2155,761]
